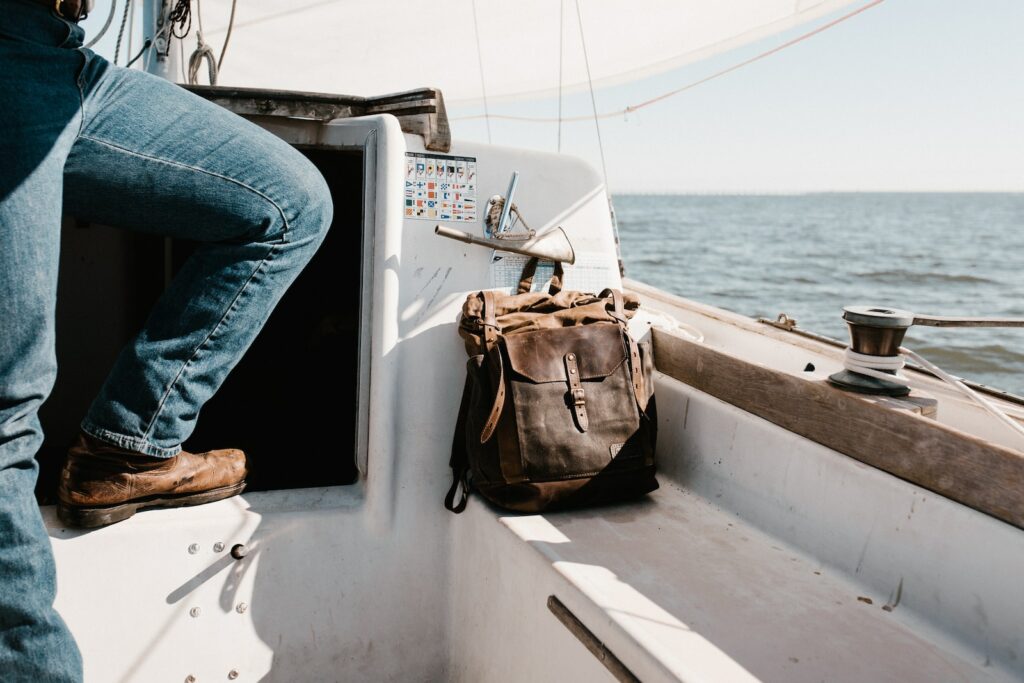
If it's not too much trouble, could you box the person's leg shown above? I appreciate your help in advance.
[63,57,333,457]
[0,3,87,680]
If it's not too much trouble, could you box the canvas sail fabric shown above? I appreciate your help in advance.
[445,260,657,513]
[198,0,860,103]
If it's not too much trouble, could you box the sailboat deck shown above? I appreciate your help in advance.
[451,350,1024,682]
[486,486,1010,683]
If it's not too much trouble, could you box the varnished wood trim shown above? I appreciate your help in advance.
[547,596,640,683]
[652,328,1024,530]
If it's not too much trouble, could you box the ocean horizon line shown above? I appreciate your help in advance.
[612,190,1024,197]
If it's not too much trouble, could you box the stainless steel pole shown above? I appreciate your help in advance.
[143,0,180,80]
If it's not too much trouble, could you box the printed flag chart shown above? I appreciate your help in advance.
[404,152,478,223]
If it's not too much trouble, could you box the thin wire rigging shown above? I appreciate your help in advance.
[573,0,609,188]
[452,0,885,124]
[470,0,492,143]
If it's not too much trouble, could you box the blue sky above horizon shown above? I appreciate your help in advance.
[445,0,1024,194]
[81,0,1024,194]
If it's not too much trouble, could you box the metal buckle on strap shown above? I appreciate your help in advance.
[571,388,586,406]
[564,352,589,432]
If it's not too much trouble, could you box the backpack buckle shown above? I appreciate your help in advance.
[564,353,589,432]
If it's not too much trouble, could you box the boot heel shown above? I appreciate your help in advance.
[57,502,138,529]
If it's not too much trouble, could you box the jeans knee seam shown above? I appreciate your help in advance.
[140,244,278,442]
[77,134,292,238]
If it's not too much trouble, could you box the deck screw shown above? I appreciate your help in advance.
[190,607,201,618]
[235,602,248,614]
[213,542,225,553]
[228,671,239,680]
[185,676,196,683]
[188,543,200,555]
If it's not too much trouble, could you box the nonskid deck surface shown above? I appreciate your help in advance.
[498,483,1016,683]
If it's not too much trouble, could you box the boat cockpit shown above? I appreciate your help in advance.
[40,85,1024,683]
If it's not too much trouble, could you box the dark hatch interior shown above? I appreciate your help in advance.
[36,148,363,502]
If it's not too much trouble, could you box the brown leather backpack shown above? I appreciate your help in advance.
[445,259,658,513]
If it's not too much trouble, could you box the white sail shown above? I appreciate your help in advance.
[196,0,861,104]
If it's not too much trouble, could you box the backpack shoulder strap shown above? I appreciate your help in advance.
[601,288,648,412]
[518,257,565,295]
[445,373,474,513]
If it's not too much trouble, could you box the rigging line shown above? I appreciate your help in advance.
[126,0,134,63]
[217,0,238,71]
[179,23,187,81]
[470,0,492,143]
[574,0,623,275]
[557,0,564,153]
[188,0,219,84]
[113,0,132,63]
[573,0,609,189]
[126,38,152,68]
[85,0,118,48]
[452,0,885,124]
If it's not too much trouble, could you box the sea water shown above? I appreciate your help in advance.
[615,193,1024,396]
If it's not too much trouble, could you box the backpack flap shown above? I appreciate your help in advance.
[502,324,644,481]
[503,324,627,384]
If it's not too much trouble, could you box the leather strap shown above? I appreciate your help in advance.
[445,374,474,513]
[517,257,565,295]
[600,288,647,411]
[479,346,505,444]
[601,288,628,325]
[564,352,589,432]
[479,290,505,444]
[548,261,565,295]
[626,332,647,412]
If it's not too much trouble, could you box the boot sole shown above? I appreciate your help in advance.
[57,481,247,529]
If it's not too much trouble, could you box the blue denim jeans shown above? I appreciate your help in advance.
[0,1,332,679]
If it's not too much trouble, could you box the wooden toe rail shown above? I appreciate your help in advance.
[653,328,1024,530]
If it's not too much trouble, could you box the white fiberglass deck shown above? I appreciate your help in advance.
[449,363,1024,682]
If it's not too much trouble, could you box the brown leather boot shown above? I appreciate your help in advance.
[57,433,248,529]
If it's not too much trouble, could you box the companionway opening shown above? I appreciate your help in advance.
[36,148,364,501]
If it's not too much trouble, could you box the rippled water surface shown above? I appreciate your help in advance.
[614,193,1024,396]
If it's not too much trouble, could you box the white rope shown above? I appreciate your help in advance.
[187,31,218,84]
[901,347,1024,443]
[843,348,1024,444]
[844,348,905,373]
[85,0,119,48]
[216,0,238,71]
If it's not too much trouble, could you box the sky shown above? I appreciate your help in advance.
[81,0,1024,194]
[446,0,1024,194]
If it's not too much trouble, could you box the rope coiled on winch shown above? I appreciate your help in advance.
[844,347,1024,444]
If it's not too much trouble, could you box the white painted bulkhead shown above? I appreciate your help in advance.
[45,114,1024,682]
